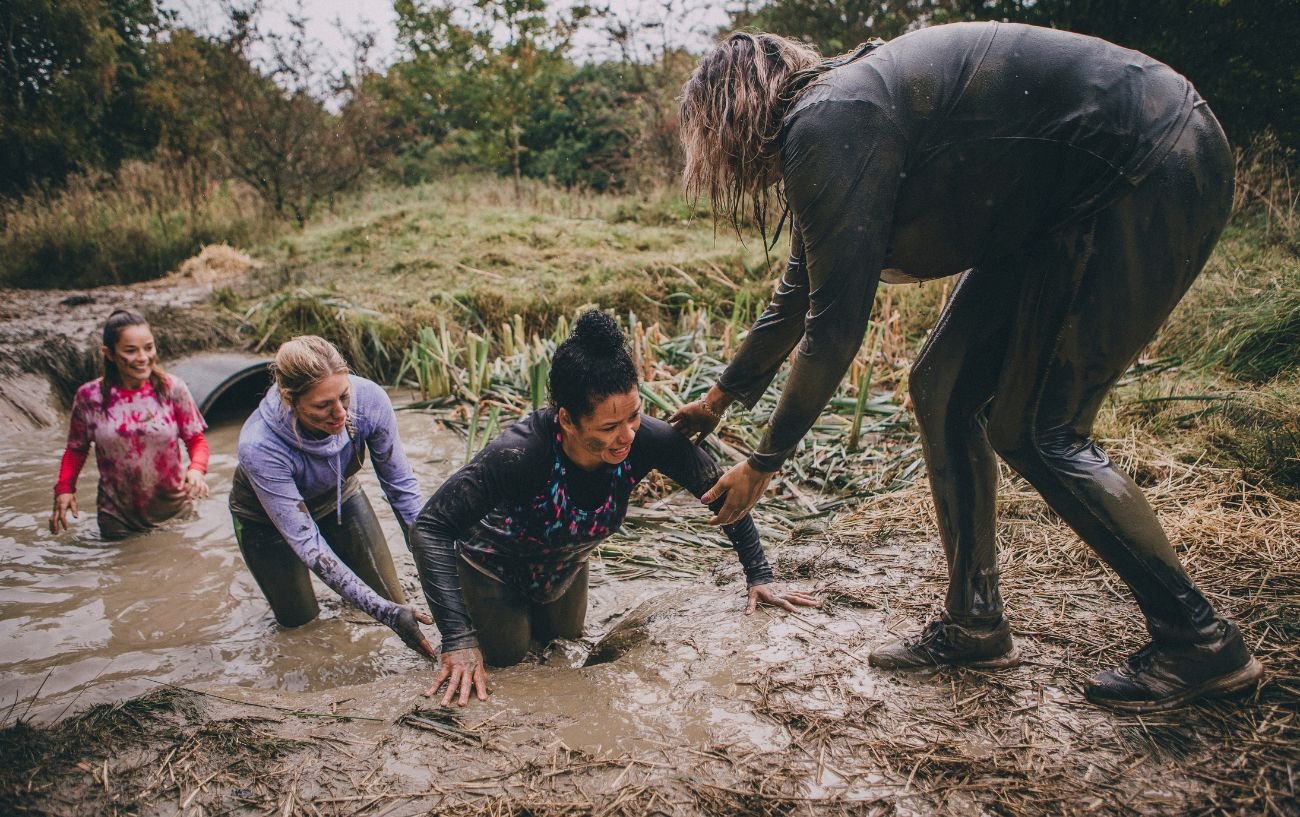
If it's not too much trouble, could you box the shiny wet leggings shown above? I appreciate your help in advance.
[457,558,588,667]
[233,492,407,628]
[910,104,1235,646]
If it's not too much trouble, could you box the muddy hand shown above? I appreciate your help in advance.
[391,606,437,660]
[668,399,720,446]
[49,493,78,534]
[746,583,821,615]
[426,647,490,707]
[703,460,774,525]
[183,469,209,499]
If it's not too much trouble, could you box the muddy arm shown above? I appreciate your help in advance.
[638,417,774,586]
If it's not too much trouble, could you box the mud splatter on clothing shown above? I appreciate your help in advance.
[60,376,207,535]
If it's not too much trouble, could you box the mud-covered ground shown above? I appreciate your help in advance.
[5,463,1297,816]
[1,273,1297,816]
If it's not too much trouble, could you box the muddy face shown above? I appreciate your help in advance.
[103,324,157,390]
[293,373,351,437]
[558,388,641,469]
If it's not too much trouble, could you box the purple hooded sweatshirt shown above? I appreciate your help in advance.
[230,376,423,626]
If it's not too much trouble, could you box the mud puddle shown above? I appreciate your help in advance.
[2,399,716,726]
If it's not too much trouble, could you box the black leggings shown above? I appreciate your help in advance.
[910,104,1235,646]
[233,492,407,628]
[457,558,588,667]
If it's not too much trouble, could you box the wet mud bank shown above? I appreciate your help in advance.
[0,281,240,428]
[5,463,1298,816]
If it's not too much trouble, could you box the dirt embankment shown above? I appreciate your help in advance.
[0,245,257,430]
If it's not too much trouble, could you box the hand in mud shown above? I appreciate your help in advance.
[746,583,820,615]
[426,647,490,707]
[390,606,438,660]
[183,469,209,499]
[49,493,78,534]
[703,460,775,525]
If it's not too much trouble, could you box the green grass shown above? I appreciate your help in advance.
[246,175,778,332]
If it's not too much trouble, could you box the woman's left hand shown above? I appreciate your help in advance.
[183,469,209,499]
[703,460,775,525]
[391,606,438,660]
[746,583,821,614]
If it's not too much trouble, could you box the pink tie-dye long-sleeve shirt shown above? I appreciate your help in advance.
[62,376,207,535]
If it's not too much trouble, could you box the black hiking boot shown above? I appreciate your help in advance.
[1085,622,1263,713]
[868,613,1020,670]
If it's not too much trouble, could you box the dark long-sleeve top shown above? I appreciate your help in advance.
[412,409,774,652]
[718,22,1202,471]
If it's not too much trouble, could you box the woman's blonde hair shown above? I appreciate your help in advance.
[680,31,822,235]
[271,335,349,406]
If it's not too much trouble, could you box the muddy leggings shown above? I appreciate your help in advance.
[233,492,407,628]
[457,558,588,667]
[910,103,1235,647]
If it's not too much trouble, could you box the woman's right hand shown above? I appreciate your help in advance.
[49,493,78,534]
[668,399,721,444]
[425,647,490,707]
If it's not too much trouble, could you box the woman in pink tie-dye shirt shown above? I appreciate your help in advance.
[50,309,210,540]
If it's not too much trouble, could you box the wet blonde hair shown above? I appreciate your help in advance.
[271,335,349,407]
[680,31,822,235]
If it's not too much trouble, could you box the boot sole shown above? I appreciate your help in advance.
[1085,657,1264,713]
[868,644,1021,671]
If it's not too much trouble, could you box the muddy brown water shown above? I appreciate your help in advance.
[0,395,822,750]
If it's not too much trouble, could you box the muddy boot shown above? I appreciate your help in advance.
[868,613,1020,670]
[1085,622,1263,713]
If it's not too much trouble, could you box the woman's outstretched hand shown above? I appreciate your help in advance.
[426,647,490,707]
[703,460,775,525]
[391,606,438,660]
[746,583,820,614]
[668,400,721,445]
[49,493,78,534]
[669,385,733,445]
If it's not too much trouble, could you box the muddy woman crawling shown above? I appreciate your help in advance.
[413,310,817,706]
[669,23,1262,712]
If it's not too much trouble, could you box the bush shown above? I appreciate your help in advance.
[0,160,273,289]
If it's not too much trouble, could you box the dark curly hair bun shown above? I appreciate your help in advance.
[549,310,639,420]
[572,309,626,355]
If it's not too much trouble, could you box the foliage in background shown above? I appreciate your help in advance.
[0,0,169,197]
[0,159,270,288]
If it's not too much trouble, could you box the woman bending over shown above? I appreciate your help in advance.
[230,335,436,658]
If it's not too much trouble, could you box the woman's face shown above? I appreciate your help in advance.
[104,324,156,390]
[560,387,642,469]
[293,373,351,436]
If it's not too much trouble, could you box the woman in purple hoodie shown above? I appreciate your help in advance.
[229,335,435,658]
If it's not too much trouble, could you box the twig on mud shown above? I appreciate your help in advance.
[142,679,384,722]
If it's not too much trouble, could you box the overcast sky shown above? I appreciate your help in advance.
[165,0,733,69]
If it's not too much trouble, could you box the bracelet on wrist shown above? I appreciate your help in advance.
[701,400,726,421]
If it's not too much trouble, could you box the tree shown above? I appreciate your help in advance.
[388,0,587,199]
[0,0,165,196]
[193,3,394,225]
